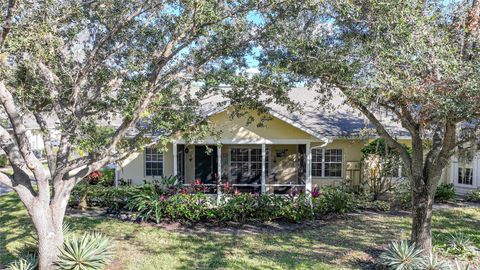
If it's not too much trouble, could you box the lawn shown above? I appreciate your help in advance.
[1,192,479,270]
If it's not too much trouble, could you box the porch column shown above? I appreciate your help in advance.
[217,145,222,204]
[173,143,178,177]
[261,143,266,193]
[306,142,312,193]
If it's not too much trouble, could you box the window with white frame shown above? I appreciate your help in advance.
[230,148,269,184]
[311,148,343,178]
[145,148,163,176]
[458,157,473,185]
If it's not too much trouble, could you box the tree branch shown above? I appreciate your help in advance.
[33,112,57,175]
[0,80,48,201]
[0,0,16,48]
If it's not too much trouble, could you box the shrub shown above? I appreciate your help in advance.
[317,187,357,214]
[6,254,37,270]
[378,240,423,270]
[127,183,165,223]
[357,199,391,212]
[70,185,139,212]
[464,189,480,203]
[57,232,113,270]
[217,193,258,222]
[445,233,478,258]
[164,193,215,223]
[435,183,456,202]
[419,253,450,270]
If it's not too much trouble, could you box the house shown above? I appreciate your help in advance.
[117,88,480,196]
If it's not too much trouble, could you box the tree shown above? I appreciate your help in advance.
[258,0,480,252]
[361,139,409,201]
[0,0,286,268]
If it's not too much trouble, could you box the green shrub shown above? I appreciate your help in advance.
[70,185,139,212]
[465,189,480,203]
[317,187,357,214]
[378,240,423,270]
[127,183,166,223]
[98,168,115,187]
[217,193,258,222]
[57,232,113,270]
[164,193,215,223]
[357,199,391,212]
[6,254,37,270]
[445,233,478,259]
[282,193,314,222]
[435,183,456,202]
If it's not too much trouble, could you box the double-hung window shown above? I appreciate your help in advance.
[145,148,163,176]
[311,149,343,178]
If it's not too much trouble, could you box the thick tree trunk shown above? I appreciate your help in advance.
[410,177,435,253]
[30,199,68,270]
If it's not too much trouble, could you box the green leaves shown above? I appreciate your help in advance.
[57,232,113,270]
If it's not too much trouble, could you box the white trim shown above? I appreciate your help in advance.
[173,143,178,176]
[217,146,222,204]
[451,154,479,188]
[261,143,266,193]
[172,138,320,145]
[306,142,312,193]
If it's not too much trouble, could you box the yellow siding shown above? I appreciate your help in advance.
[208,109,314,141]
[118,143,174,185]
[311,139,367,187]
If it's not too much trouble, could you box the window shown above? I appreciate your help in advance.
[458,158,473,185]
[145,148,163,176]
[311,148,343,178]
[230,148,269,184]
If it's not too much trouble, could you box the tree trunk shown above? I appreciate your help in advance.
[410,178,435,253]
[31,199,68,270]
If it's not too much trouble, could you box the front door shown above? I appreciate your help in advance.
[195,145,218,184]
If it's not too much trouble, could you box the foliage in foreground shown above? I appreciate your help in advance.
[6,254,37,270]
[57,232,113,270]
[379,240,424,270]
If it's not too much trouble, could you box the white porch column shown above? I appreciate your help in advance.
[261,143,266,194]
[173,143,178,177]
[306,142,312,193]
[217,145,222,204]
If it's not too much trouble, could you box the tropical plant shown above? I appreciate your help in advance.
[453,260,473,270]
[379,240,423,270]
[419,253,450,270]
[434,183,456,202]
[446,233,478,258]
[6,254,37,270]
[465,189,480,203]
[57,232,113,270]
[164,193,215,223]
[127,183,166,224]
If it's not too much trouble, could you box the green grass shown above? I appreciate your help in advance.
[1,192,479,270]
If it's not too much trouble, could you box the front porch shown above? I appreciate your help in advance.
[172,141,314,196]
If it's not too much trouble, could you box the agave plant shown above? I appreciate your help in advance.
[419,253,450,270]
[6,254,37,270]
[379,240,423,270]
[23,222,73,254]
[56,232,113,270]
[447,233,478,257]
[453,259,472,270]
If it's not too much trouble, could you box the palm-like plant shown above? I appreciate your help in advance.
[6,254,37,270]
[379,240,423,270]
[447,233,478,257]
[419,253,450,270]
[127,184,165,223]
[56,232,113,270]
